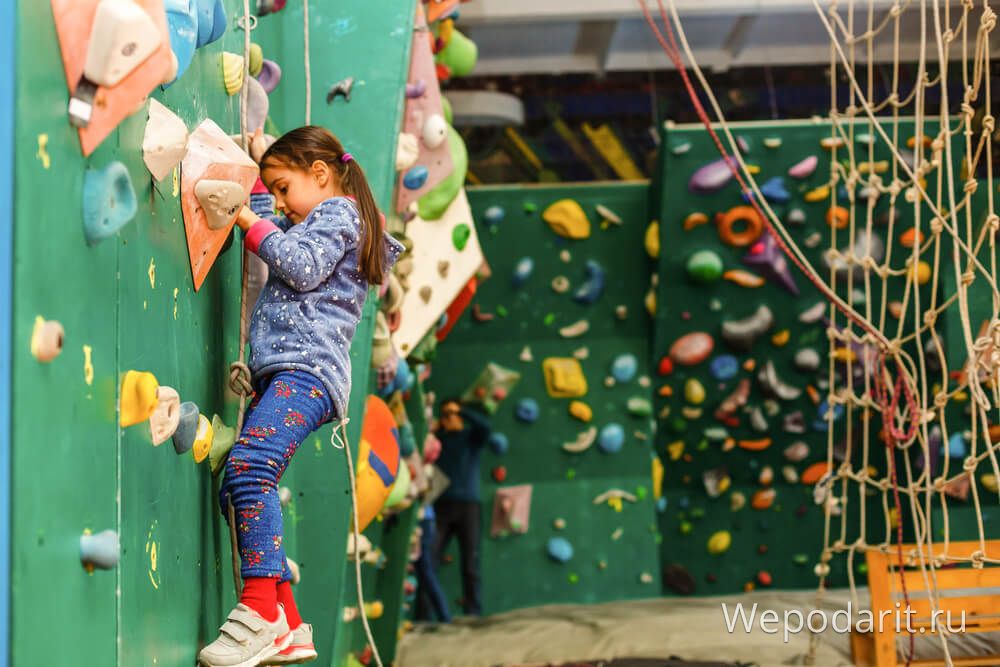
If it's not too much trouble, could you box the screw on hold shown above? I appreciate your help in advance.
[80,529,120,572]
[326,77,354,104]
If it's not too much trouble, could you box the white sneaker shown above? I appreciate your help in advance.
[198,603,292,667]
[262,623,318,664]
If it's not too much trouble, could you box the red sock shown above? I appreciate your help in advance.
[277,581,303,630]
[240,577,279,622]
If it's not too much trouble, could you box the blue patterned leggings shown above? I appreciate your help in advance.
[219,370,333,580]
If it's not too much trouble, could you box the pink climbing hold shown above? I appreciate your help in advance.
[669,332,714,366]
[788,155,818,179]
[689,158,734,193]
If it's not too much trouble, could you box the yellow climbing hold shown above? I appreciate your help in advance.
[644,285,656,316]
[222,53,245,96]
[858,160,888,174]
[831,347,857,363]
[652,456,664,500]
[981,473,998,493]
[120,370,160,427]
[804,185,831,202]
[684,378,706,405]
[569,400,592,422]
[542,199,591,239]
[745,164,761,174]
[911,260,932,285]
[667,440,685,461]
[543,357,588,398]
[707,530,732,555]
[645,221,660,259]
[192,414,214,463]
[771,329,790,347]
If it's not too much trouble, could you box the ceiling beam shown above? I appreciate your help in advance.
[574,20,620,76]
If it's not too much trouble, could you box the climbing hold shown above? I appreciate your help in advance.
[598,424,625,454]
[704,427,729,443]
[946,432,967,458]
[542,357,587,398]
[671,140,692,155]
[800,462,831,485]
[403,165,429,190]
[787,155,819,179]
[83,161,138,245]
[512,257,534,288]
[256,59,282,93]
[553,518,566,530]
[489,432,509,455]
[663,563,696,595]
[395,133,419,172]
[714,379,751,421]
[757,571,773,587]
[721,305,774,351]
[751,488,776,510]
[422,114,448,150]
[558,320,590,338]
[483,205,504,226]
[794,348,821,372]
[826,206,849,229]
[615,305,628,320]
[657,357,674,376]
[596,204,622,226]
[644,221,660,259]
[716,206,764,247]
[684,378,706,405]
[627,397,652,418]
[812,400,844,432]
[723,270,765,288]
[569,401,592,423]
[492,466,507,482]
[547,537,574,563]
[763,137,782,149]
[707,530,732,555]
[749,407,769,432]
[172,402,199,454]
[515,398,539,423]
[738,438,772,452]
[799,302,825,324]
[30,317,64,363]
[703,467,731,498]
[911,260,932,285]
[782,466,799,484]
[551,276,570,294]
[826,231,885,284]
[682,212,709,231]
[120,370,159,428]
[611,354,638,383]
[452,223,471,251]
[820,136,846,150]
[686,250,724,283]
[573,347,590,360]
[804,184,831,202]
[759,176,791,203]
[689,158,734,193]
[80,529,120,571]
[573,260,606,305]
[143,99,188,182]
[542,199,590,239]
[519,346,533,363]
[669,332,714,366]
[326,76,354,103]
[194,180,244,230]
[981,474,999,493]
[771,330,790,347]
[245,76,270,132]
[709,355,739,381]
[743,233,799,295]
[279,486,292,508]
[759,466,774,486]
[221,52,245,95]
[786,208,806,226]
[562,426,597,453]
[149,386,181,446]
[191,413,213,463]
[757,360,802,400]
[246,43,263,77]
[208,414,236,475]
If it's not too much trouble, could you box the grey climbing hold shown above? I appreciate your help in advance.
[825,231,885,284]
[786,208,806,225]
[784,441,809,462]
[326,76,354,103]
[757,360,802,400]
[749,407,769,432]
[80,529,120,570]
[172,402,200,455]
[799,302,826,324]
[721,305,774,351]
[783,411,806,434]
[794,348,821,372]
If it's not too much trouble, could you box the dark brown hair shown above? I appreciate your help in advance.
[261,126,386,284]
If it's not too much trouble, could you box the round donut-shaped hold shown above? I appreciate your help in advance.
[716,205,765,247]
[31,318,65,363]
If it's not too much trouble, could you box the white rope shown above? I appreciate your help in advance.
[304,0,312,125]
[240,0,251,149]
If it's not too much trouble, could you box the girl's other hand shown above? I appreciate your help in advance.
[236,205,259,232]
[249,128,272,164]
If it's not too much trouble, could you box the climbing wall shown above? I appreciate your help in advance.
[10,1,412,665]
[651,119,989,596]
[427,183,662,614]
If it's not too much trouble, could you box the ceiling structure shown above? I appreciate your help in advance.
[459,0,999,76]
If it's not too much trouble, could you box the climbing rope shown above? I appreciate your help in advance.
[303,0,312,125]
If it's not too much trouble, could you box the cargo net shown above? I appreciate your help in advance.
[639,0,998,663]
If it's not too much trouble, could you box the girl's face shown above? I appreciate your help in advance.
[262,160,342,224]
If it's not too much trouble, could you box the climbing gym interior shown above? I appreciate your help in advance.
[4,0,1000,666]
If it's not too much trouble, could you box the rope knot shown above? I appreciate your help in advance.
[982,115,996,134]
[229,361,253,398]
[963,456,978,472]
[971,549,986,569]
[889,3,903,17]
[923,310,937,327]
[932,477,947,492]
[930,216,945,234]
[985,214,1000,234]
[961,270,976,287]
[934,391,950,408]
[964,178,979,194]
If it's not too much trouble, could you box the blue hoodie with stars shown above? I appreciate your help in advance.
[244,191,403,419]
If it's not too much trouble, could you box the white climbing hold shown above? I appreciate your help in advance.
[559,320,590,338]
[143,99,188,182]
[84,0,162,87]
[572,346,589,360]
[195,179,246,230]
[592,489,638,505]
[559,250,571,263]
[396,132,419,171]
[562,426,598,453]
[519,346,533,362]
[596,204,622,226]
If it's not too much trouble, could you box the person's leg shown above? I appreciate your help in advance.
[432,500,458,568]
[420,517,453,622]
[456,501,482,616]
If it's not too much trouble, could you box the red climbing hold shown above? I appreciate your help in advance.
[757,571,773,587]
[492,466,507,482]
[658,356,674,376]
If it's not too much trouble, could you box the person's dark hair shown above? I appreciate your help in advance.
[439,397,462,413]
[261,126,386,284]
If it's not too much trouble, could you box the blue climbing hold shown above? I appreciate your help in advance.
[484,205,505,226]
[489,432,509,455]
[598,423,625,454]
[512,257,534,288]
[709,355,739,381]
[172,402,200,455]
[515,398,539,423]
[678,496,690,509]
[83,161,138,245]
[547,537,574,563]
[611,354,638,383]
[656,497,668,513]
[947,432,967,458]
[195,0,215,46]
[403,165,429,190]
[208,0,227,44]
[760,176,791,203]
[812,399,845,432]
[398,422,417,457]
[573,260,606,305]
[164,0,198,85]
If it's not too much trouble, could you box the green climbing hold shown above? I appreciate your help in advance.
[635,486,648,500]
[689,507,705,519]
[452,223,471,250]
[704,427,729,442]
[696,439,709,451]
[627,396,652,417]
[793,554,809,565]
[566,468,576,480]
[857,562,868,575]
[543,313,555,326]
[686,250,724,283]
[417,127,469,220]
[441,95,453,125]
[496,305,508,317]
[524,201,537,213]
[436,28,478,77]
[679,521,693,535]
[670,416,688,434]
[568,573,580,584]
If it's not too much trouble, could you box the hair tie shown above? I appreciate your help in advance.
[341,153,353,163]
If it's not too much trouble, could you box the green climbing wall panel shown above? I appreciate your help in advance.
[427,183,662,614]
[11,1,413,665]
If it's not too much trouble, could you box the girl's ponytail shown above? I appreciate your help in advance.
[261,126,387,285]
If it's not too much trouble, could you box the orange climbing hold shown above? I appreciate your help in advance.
[751,488,776,510]
[723,270,765,288]
[683,212,709,231]
[899,228,924,248]
[801,462,831,485]
[716,206,765,247]
[826,206,849,229]
[738,438,772,452]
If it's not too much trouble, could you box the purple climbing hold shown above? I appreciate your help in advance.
[688,157,734,194]
[256,60,282,94]
[788,155,819,179]
[406,79,427,99]
[742,232,799,296]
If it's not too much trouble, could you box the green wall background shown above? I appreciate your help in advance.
[426,183,662,614]
[11,2,413,665]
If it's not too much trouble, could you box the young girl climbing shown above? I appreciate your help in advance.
[198,126,403,667]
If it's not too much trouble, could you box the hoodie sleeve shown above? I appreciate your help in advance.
[250,198,360,293]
